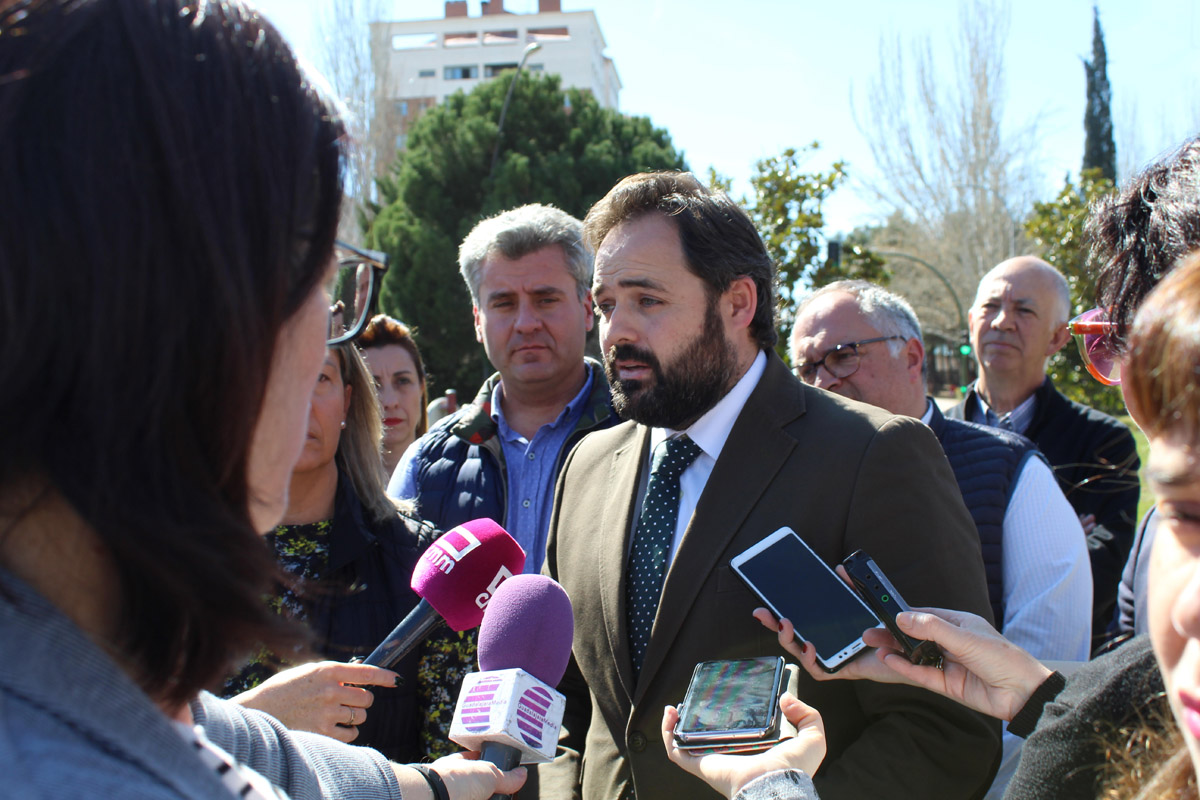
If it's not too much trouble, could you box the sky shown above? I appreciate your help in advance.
[250,0,1200,234]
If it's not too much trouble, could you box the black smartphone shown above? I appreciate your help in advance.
[841,550,942,667]
[731,527,882,672]
[674,657,786,745]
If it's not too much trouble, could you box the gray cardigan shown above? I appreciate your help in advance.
[0,566,402,799]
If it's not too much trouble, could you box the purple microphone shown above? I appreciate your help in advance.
[449,575,574,800]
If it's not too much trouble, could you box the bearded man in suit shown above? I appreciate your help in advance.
[536,172,1001,800]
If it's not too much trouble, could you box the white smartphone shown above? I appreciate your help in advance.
[731,526,883,672]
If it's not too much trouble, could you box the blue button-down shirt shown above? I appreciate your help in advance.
[494,364,595,573]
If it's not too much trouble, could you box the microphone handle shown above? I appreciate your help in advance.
[481,740,522,800]
[362,598,446,668]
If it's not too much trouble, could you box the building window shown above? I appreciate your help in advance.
[527,26,570,43]
[484,62,519,78]
[395,134,407,150]
[444,31,479,47]
[528,63,544,72]
[392,33,437,50]
[417,69,436,78]
[398,100,409,116]
[444,65,479,80]
[483,29,519,45]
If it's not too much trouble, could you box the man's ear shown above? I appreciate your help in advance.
[473,305,484,344]
[724,276,758,331]
[1047,322,1071,357]
[904,337,926,380]
[583,289,595,333]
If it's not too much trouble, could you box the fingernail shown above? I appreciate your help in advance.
[394,675,403,687]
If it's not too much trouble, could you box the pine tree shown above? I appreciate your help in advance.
[1082,6,1117,181]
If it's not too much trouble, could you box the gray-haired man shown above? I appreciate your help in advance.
[388,204,616,574]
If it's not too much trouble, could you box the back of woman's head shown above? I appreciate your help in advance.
[1125,251,1200,446]
[332,343,396,523]
[1089,137,1200,347]
[0,0,345,703]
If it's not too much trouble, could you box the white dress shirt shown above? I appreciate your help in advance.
[921,401,1092,662]
[636,349,768,566]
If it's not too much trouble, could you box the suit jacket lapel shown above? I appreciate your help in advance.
[597,423,651,705]
[635,355,806,698]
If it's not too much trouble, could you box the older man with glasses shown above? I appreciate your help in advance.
[946,256,1139,649]
[792,279,1093,798]
[791,281,1092,661]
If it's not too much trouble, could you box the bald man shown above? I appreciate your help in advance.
[948,256,1139,646]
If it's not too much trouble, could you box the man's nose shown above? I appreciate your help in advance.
[811,364,841,391]
[514,299,544,333]
[600,304,636,351]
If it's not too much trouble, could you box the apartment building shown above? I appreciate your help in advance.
[369,0,620,167]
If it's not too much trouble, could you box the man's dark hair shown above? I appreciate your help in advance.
[0,0,346,704]
[1089,136,1200,349]
[583,172,778,350]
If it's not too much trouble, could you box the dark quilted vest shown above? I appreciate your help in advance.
[410,360,616,534]
[927,402,1041,625]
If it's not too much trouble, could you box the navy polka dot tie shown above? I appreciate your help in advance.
[626,435,702,677]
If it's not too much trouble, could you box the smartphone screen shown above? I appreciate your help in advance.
[732,527,882,671]
[676,657,782,743]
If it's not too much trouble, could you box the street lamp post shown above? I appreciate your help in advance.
[489,42,542,177]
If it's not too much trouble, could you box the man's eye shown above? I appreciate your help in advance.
[638,296,661,307]
[595,303,613,317]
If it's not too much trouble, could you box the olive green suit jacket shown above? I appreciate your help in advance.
[537,353,1000,800]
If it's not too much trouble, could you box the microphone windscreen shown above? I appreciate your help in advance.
[412,519,527,631]
[477,574,574,687]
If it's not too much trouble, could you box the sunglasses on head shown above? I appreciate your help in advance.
[1067,308,1121,386]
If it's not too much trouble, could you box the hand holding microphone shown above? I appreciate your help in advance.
[363,518,526,669]
[450,574,575,800]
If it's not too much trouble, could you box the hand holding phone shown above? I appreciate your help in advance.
[731,528,882,672]
[841,550,942,667]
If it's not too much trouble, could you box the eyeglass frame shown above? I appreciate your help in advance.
[328,239,389,346]
[1067,308,1121,386]
[792,335,906,384]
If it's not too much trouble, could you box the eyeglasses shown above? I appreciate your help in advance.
[1067,308,1121,386]
[328,239,389,346]
[793,336,905,384]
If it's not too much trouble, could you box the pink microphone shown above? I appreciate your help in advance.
[363,518,525,669]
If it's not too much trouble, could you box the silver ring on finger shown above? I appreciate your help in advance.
[348,706,358,726]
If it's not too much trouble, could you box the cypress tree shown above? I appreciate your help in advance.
[1082,5,1117,180]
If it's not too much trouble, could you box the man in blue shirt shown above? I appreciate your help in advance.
[388,204,615,573]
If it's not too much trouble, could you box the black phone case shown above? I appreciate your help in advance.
[841,550,942,667]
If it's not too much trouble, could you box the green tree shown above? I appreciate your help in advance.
[1024,168,1121,413]
[365,72,685,396]
[742,144,887,358]
[1082,6,1117,181]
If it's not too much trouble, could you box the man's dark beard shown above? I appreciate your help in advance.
[603,298,738,429]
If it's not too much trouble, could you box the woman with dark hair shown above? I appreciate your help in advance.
[0,1,522,797]
[359,315,430,475]
[227,342,436,762]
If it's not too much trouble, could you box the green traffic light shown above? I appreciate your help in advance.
[958,344,972,356]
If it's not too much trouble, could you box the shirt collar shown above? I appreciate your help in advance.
[920,397,935,425]
[650,349,768,462]
[491,362,595,440]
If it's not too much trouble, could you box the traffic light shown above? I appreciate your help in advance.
[959,342,972,356]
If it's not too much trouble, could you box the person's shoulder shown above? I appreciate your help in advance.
[568,417,639,455]
[943,415,1035,451]
[1045,384,1132,434]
